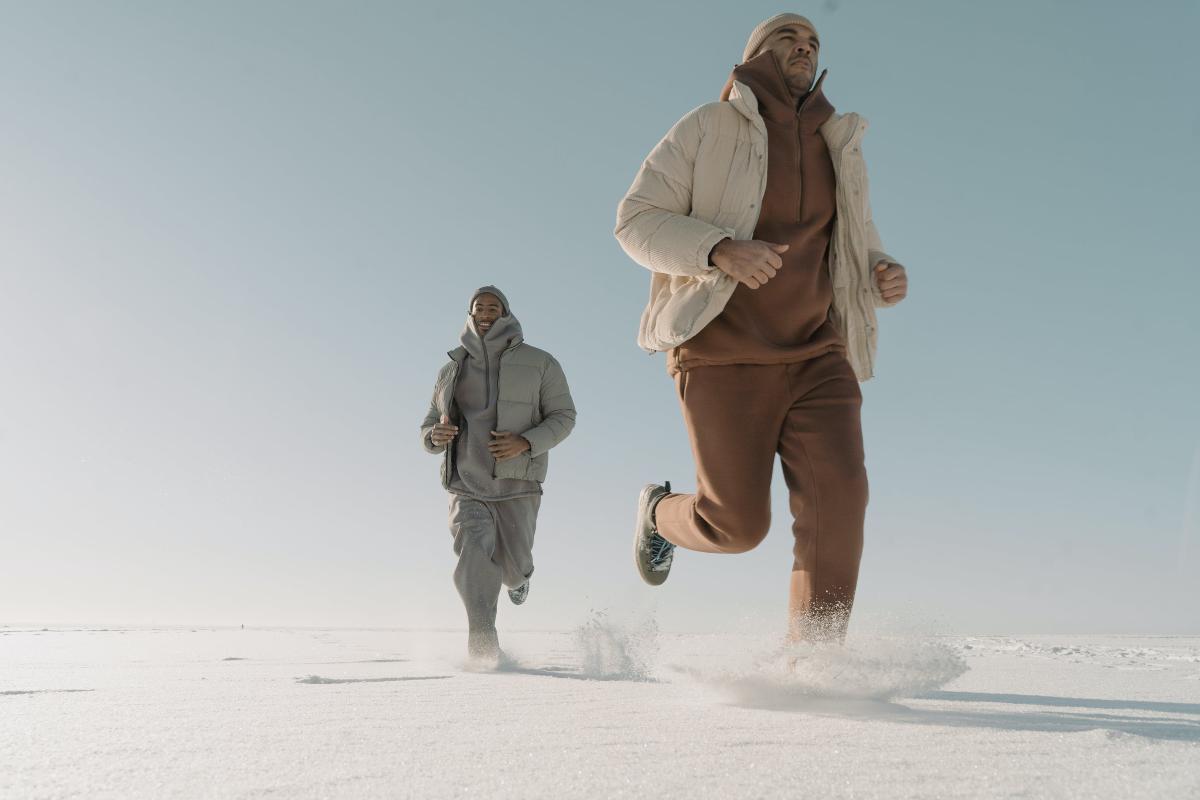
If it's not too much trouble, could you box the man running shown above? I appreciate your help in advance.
[420,287,576,661]
[614,13,909,642]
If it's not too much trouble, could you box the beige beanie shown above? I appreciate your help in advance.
[742,12,819,63]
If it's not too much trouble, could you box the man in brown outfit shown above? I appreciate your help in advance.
[615,13,908,643]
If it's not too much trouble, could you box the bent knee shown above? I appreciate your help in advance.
[710,518,770,554]
[695,493,771,553]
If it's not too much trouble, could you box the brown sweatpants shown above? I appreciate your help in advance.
[655,351,868,640]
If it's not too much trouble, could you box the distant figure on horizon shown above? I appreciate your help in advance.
[420,287,576,663]
[614,13,909,643]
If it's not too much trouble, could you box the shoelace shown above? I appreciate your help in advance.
[647,532,675,571]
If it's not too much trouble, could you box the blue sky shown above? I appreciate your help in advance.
[1,0,1197,634]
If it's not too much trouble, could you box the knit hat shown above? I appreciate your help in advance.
[469,285,510,315]
[742,13,819,63]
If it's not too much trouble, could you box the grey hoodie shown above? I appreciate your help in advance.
[447,295,542,501]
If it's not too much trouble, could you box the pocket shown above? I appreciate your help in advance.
[494,450,532,480]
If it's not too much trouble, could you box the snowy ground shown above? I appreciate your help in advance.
[2,623,1199,799]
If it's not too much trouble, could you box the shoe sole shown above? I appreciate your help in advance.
[634,483,670,586]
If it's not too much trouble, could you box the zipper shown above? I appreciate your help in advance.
[795,125,803,221]
[792,74,825,223]
[482,346,491,408]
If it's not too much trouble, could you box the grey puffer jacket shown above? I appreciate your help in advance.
[420,315,576,487]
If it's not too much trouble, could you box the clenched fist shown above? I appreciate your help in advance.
[709,238,790,290]
[430,414,459,447]
[874,261,908,304]
[488,430,531,461]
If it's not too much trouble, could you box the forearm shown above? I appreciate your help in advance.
[615,200,730,278]
[420,426,445,454]
[420,404,446,454]
[521,411,577,458]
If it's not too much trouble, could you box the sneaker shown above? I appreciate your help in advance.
[634,481,675,586]
[508,580,530,606]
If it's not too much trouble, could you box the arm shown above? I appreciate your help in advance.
[520,357,577,458]
[614,107,731,278]
[419,366,457,454]
[860,146,907,308]
[419,395,444,454]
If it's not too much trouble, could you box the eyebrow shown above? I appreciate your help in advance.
[775,26,819,44]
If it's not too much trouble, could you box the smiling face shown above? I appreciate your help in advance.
[470,293,504,336]
[757,23,820,97]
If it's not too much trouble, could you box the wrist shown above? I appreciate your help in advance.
[708,238,730,267]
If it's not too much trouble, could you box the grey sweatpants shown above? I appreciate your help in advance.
[448,494,540,636]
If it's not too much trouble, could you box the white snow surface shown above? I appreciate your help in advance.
[2,621,1199,799]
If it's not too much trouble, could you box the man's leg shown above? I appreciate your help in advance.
[448,495,502,658]
[491,495,541,589]
[655,364,790,553]
[777,353,869,642]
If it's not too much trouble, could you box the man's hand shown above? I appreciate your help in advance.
[430,414,459,447]
[874,261,908,304]
[488,431,531,461]
[709,238,790,290]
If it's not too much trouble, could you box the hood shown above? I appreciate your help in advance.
[460,285,523,360]
[720,51,832,132]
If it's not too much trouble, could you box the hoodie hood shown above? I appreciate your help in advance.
[459,313,523,359]
[460,285,523,361]
[727,51,832,131]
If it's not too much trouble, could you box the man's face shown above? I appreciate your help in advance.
[758,24,820,96]
[470,293,504,336]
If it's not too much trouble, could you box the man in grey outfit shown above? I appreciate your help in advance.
[420,286,576,662]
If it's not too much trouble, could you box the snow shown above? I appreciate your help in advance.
[2,623,1199,799]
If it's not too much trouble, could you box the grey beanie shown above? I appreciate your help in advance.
[469,285,510,315]
[742,13,819,63]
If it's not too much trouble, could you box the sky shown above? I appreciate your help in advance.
[1,0,1197,635]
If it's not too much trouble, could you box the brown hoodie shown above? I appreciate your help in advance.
[669,51,842,374]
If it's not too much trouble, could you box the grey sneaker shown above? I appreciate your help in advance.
[634,481,675,586]
[508,581,530,606]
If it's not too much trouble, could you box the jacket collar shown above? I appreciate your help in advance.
[446,335,523,363]
[730,52,832,129]
[727,78,862,150]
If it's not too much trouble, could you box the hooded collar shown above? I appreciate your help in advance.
[451,285,522,361]
[729,51,833,132]
[458,310,523,363]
